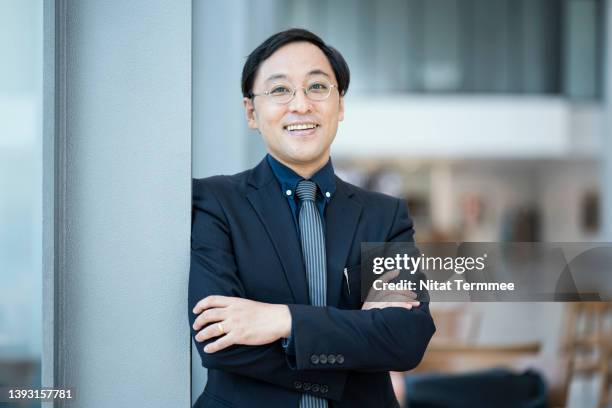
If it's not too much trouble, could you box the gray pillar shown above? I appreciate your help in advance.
[46,1,192,406]
[43,0,56,390]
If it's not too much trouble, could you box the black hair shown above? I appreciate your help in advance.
[241,28,350,98]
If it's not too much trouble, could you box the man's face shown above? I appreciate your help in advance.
[244,42,344,171]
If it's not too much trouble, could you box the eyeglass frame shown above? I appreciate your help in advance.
[248,81,339,104]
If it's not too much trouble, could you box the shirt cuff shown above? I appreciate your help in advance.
[281,330,296,355]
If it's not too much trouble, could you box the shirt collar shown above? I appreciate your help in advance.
[266,154,336,202]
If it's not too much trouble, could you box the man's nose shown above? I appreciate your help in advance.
[288,88,312,113]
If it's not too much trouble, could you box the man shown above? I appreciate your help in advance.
[189,28,435,408]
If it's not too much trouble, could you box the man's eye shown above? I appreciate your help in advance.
[308,83,329,92]
[270,86,291,95]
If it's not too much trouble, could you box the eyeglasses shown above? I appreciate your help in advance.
[250,80,338,104]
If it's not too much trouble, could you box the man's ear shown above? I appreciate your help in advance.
[338,96,345,122]
[243,97,259,130]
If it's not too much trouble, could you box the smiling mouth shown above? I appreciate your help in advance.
[284,123,320,135]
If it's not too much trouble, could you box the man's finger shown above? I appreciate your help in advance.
[382,294,410,302]
[386,301,419,308]
[192,307,225,331]
[193,295,231,314]
[378,302,414,310]
[392,301,419,309]
[401,290,418,300]
[379,269,400,283]
[364,301,410,310]
[364,289,382,303]
[204,332,235,353]
[377,292,417,302]
[362,301,420,310]
[366,290,418,303]
[195,320,229,343]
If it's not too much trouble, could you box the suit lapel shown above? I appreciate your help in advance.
[245,160,363,307]
[246,161,310,305]
[325,180,363,307]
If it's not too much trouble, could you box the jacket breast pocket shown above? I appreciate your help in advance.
[339,264,363,309]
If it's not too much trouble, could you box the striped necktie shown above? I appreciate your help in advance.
[296,180,328,408]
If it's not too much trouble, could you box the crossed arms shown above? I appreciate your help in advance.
[188,181,435,400]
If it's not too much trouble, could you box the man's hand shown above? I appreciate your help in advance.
[362,269,420,311]
[192,296,291,354]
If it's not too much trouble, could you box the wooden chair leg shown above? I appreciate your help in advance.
[597,351,610,408]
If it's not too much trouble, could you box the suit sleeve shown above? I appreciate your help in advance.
[188,179,348,400]
[287,198,436,371]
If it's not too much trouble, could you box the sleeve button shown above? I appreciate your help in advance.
[327,354,336,364]
[319,354,328,364]
[312,384,320,392]
[337,354,344,364]
[321,385,328,393]
[310,354,319,364]
[303,382,311,391]
[294,381,302,389]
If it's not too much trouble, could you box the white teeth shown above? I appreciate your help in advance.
[286,123,317,131]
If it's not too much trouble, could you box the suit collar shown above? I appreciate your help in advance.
[265,154,337,201]
[247,157,275,189]
[247,156,346,195]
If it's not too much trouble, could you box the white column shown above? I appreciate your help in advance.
[48,1,191,406]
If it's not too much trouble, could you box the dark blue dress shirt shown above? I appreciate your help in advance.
[266,154,336,232]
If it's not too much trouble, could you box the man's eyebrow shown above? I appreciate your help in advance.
[306,69,330,78]
[264,69,331,83]
[264,73,288,83]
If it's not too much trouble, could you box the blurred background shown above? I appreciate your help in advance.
[1,0,611,407]
[192,0,611,407]
[0,1,43,407]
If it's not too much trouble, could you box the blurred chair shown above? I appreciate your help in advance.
[561,302,612,408]
[407,304,570,407]
[402,303,547,407]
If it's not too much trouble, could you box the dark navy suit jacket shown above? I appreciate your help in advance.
[189,158,436,408]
